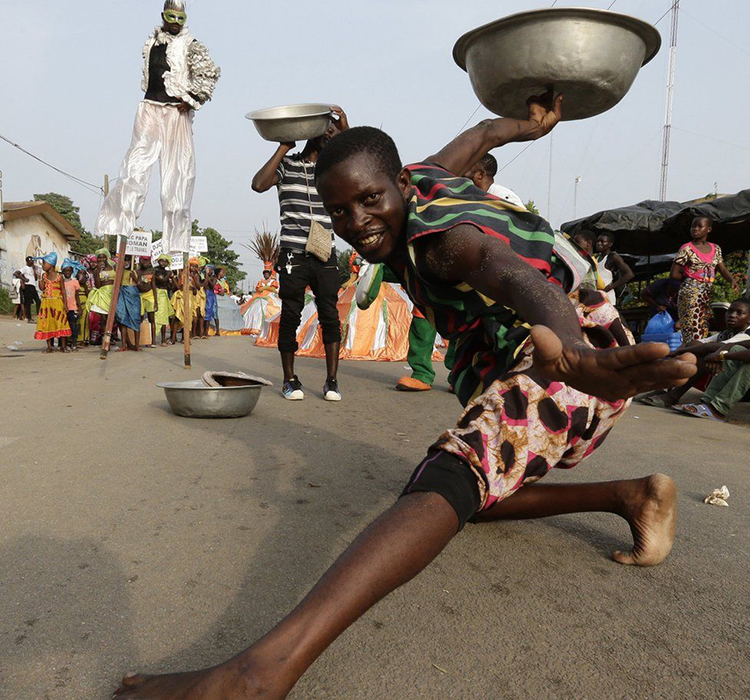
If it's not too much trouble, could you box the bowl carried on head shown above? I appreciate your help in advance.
[453,7,661,122]
[246,103,333,143]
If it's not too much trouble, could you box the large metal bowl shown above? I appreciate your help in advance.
[246,103,332,143]
[453,8,661,121]
[158,379,266,419]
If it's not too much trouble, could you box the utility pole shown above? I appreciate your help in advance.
[103,174,110,250]
[573,176,582,219]
[659,1,680,201]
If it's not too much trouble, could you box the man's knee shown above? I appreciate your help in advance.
[320,321,341,346]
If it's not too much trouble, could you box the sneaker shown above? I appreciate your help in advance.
[323,378,342,402]
[283,376,305,401]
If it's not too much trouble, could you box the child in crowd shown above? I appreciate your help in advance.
[76,269,90,346]
[203,263,220,337]
[115,96,697,699]
[153,255,174,346]
[595,233,634,305]
[676,339,750,421]
[34,253,71,353]
[641,277,681,323]
[11,270,25,320]
[61,260,82,351]
[637,297,750,410]
[573,231,606,293]
[137,257,158,348]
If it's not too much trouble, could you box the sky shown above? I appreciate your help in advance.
[1,0,748,289]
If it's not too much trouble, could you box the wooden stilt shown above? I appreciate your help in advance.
[100,237,128,360]
[183,252,191,369]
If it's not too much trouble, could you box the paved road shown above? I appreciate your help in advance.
[0,318,748,699]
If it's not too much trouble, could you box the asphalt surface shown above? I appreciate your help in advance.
[0,317,748,699]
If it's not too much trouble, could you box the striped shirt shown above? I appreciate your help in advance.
[396,162,559,407]
[276,154,334,252]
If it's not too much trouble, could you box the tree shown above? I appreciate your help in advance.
[152,221,246,292]
[525,199,540,215]
[33,192,104,255]
[337,247,355,285]
[194,221,247,291]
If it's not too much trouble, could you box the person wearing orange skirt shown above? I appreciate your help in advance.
[33,252,71,353]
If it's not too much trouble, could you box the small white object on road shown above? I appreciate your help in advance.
[704,486,730,507]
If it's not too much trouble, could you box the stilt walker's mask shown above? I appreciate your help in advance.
[163,0,187,26]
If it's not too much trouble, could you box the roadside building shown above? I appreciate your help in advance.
[0,201,80,288]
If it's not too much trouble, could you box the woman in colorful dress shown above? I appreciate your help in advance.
[137,257,158,347]
[202,264,219,337]
[76,268,91,346]
[171,258,201,341]
[153,255,174,346]
[670,216,740,343]
[117,257,143,351]
[34,252,71,353]
[87,249,117,341]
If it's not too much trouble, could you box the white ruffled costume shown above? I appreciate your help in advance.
[96,24,220,254]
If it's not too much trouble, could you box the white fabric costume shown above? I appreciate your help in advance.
[96,18,220,254]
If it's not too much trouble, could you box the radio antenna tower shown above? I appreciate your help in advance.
[659,1,680,201]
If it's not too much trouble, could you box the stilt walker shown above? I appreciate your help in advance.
[94,0,220,365]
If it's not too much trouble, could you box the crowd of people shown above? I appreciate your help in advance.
[15,251,233,352]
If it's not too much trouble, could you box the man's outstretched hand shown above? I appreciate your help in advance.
[530,326,697,402]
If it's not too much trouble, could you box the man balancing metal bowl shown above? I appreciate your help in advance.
[114,93,696,699]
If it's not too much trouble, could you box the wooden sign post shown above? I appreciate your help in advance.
[183,252,191,369]
[100,236,128,360]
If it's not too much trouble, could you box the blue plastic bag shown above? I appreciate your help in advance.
[644,310,674,336]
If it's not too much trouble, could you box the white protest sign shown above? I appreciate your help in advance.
[151,239,184,271]
[189,236,208,256]
[117,230,153,257]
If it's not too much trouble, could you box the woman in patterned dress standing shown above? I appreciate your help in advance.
[671,216,740,343]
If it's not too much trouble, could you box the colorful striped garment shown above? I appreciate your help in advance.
[396,162,562,407]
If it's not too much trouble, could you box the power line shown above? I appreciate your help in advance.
[0,132,103,195]
[672,126,750,151]
[453,104,483,137]
[607,1,618,9]
[497,141,536,173]
[680,7,750,59]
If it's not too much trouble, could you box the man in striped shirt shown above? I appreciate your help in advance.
[252,106,349,401]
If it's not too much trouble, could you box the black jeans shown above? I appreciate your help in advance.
[277,250,341,354]
[23,287,40,319]
[67,311,79,347]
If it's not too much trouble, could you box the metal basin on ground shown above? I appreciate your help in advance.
[158,379,266,418]
[453,8,661,121]
[246,103,332,143]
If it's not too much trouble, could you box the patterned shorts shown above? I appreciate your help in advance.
[402,291,633,527]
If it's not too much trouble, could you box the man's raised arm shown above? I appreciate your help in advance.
[428,92,563,177]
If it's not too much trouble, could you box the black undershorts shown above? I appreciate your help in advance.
[400,450,481,530]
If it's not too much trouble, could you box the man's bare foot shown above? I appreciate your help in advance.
[113,661,273,699]
[613,474,677,566]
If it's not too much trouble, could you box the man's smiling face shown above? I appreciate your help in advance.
[317,153,412,264]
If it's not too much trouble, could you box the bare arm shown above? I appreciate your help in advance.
[252,144,294,192]
[640,286,664,311]
[716,261,741,292]
[417,224,696,400]
[428,93,563,176]
[605,253,634,292]
[669,262,684,282]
